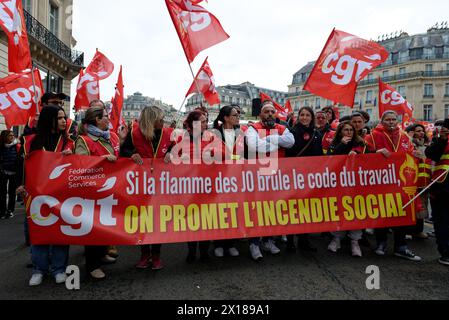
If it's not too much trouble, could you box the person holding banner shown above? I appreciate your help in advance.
[425,119,449,266]
[75,106,121,279]
[405,124,431,240]
[365,111,421,261]
[16,106,74,286]
[180,110,218,263]
[245,101,295,260]
[326,121,366,257]
[121,106,177,270]
[0,130,19,220]
[211,105,247,258]
[286,107,323,253]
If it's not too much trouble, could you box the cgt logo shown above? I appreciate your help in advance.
[381,89,413,111]
[29,164,119,236]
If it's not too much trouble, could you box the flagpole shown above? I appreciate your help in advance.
[187,62,204,106]
[175,96,188,128]
[402,168,449,210]
[30,65,40,116]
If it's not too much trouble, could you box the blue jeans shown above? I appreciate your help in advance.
[31,245,69,276]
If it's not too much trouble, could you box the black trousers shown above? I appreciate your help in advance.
[187,242,210,257]
[0,173,16,216]
[431,196,449,257]
[375,227,407,249]
[140,244,162,256]
[85,246,107,273]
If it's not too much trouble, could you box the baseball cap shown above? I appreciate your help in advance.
[41,92,69,105]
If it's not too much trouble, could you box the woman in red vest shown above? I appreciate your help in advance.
[365,111,421,262]
[16,106,74,287]
[75,106,120,280]
[121,106,177,270]
[210,105,247,258]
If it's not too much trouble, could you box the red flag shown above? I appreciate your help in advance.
[186,57,220,106]
[401,113,415,131]
[0,0,32,72]
[379,79,414,117]
[304,29,389,107]
[0,68,43,128]
[74,68,100,112]
[260,92,289,121]
[85,50,114,80]
[110,66,124,132]
[165,0,230,63]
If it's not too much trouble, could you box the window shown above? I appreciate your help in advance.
[445,83,449,97]
[382,70,390,79]
[295,101,300,111]
[49,3,59,37]
[423,105,433,121]
[315,98,321,108]
[409,48,423,60]
[425,64,433,72]
[424,84,434,97]
[435,46,444,59]
[304,99,309,107]
[22,0,32,12]
[367,74,374,81]
[445,105,449,119]
[391,52,399,65]
[398,86,406,98]
[366,90,373,103]
[399,67,406,75]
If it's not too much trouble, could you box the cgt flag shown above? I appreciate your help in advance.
[165,0,230,63]
[74,68,100,112]
[379,79,414,117]
[0,0,32,72]
[260,92,290,121]
[304,29,389,107]
[186,57,220,106]
[0,68,43,128]
[85,50,115,81]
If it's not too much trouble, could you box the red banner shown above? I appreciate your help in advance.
[0,68,43,128]
[109,66,124,132]
[165,0,230,63]
[74,68,100,111]
[26,151,418,245]
[304,29,389,107]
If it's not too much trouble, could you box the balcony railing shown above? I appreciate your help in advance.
[24,10,84,67]
[358,70,449,86]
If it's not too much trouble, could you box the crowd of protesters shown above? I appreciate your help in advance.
[2,91,449,286]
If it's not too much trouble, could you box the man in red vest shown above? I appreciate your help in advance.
[245,101,295,261]
[426,119,449,266]
[365,111,421,262]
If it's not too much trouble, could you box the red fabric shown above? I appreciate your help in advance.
[260,92,289,121]
[131,121,175,159]
[78,132,120,157]
[366,124,414,154]
[0,0,32,72]
[0,69,43,128]
[304,29,389,107]
[251,122,288,158]
[185,57,220,106]
[85,50,115,80]
[26,151,417,245]
[23,134,74,157]
[165,0,230,63]
[322,130,336,152]
[110,66,124,132]
[74,68,100,111]
[379,79,414,117]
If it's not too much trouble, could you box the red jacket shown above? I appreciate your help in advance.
[131,121,176,159]
[365,125,414,154]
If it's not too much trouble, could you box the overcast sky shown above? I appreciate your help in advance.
[70,0,449,110]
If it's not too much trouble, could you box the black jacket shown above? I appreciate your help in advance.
[286,124,323,158]
[426,138,449,194]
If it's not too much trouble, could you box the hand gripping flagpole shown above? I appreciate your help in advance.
[30,64,40,116]
[402,168,449,210]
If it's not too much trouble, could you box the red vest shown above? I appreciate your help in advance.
[78,132,120,157]
[23,134,74,157]
[366,127,414,154]
[131,121,174,159]
[432,141,449,183]
[251,122,288,158]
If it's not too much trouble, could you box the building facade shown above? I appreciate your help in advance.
[0,0,83,129]
[120,92,180,125]
[185,82,288,120]
[289,23,449,122]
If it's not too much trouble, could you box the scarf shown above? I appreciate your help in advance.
[87,125,110,140]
